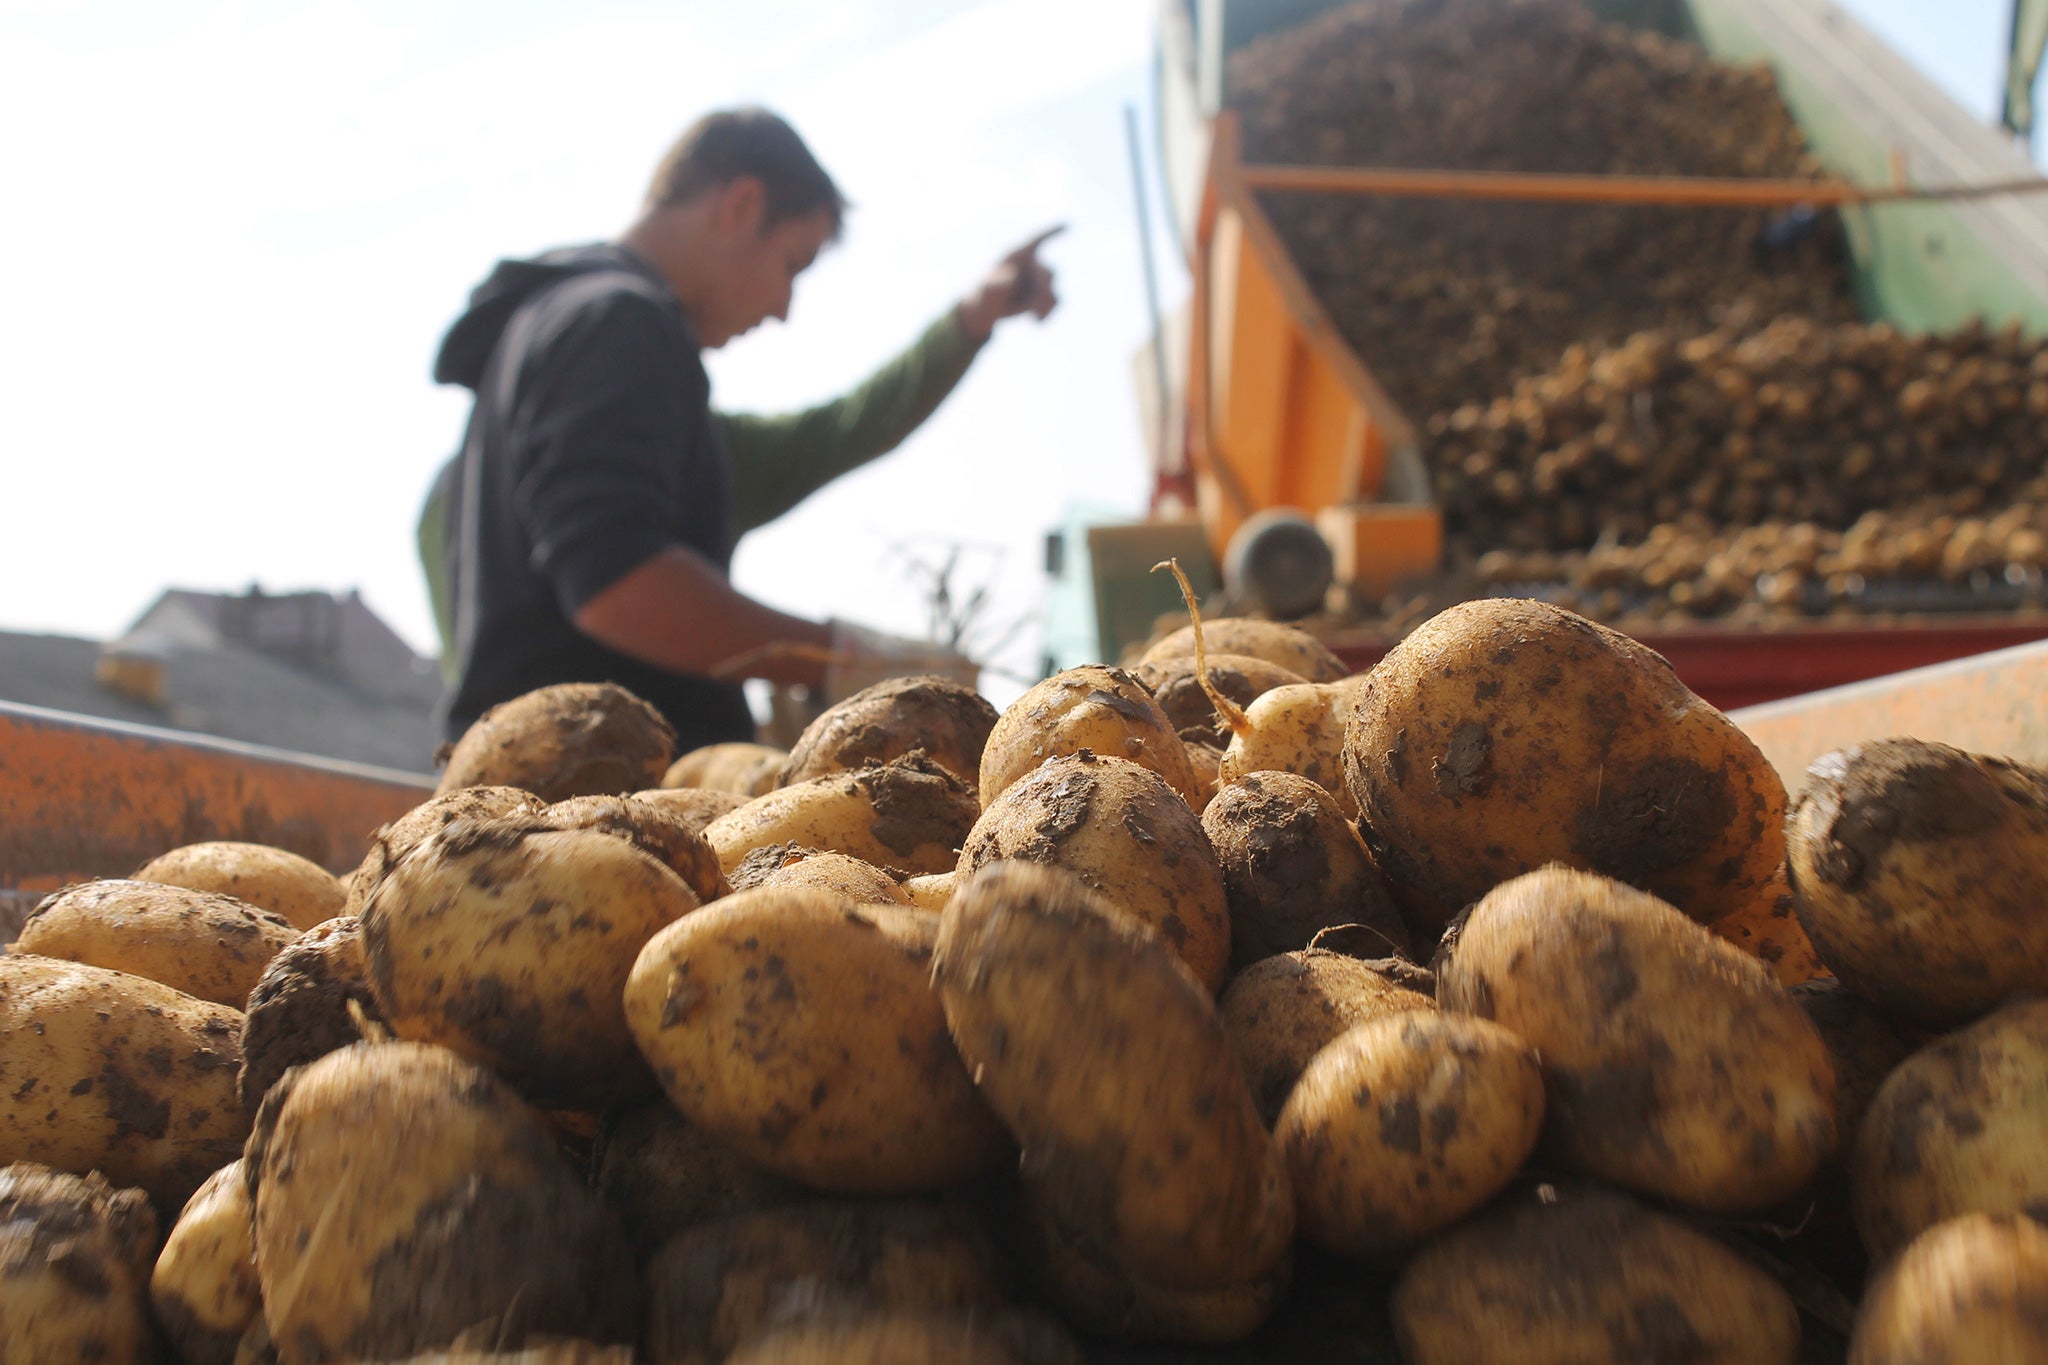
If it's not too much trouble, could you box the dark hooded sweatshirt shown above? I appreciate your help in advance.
[432,243,755,748]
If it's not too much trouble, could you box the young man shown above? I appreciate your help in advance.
[423,107,1057,749]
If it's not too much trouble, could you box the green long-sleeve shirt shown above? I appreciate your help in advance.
[418,309,984,671]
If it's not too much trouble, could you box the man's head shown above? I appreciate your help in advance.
[630,108,846,347]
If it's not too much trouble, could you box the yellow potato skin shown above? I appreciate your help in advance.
[731,848,911,906]
[1219,679,1371,820]
[624,888,1007,1193]
[1220,949,1436,1126]
[978,665,1202,810]
[152,1160,260,1365]
[1278,1011,1543,1260]
[16,879,299,1008]
[1852,998,2048,1263]
[1344,597,1787,930]
[362,821,699,1110]
[0,1163,159,1365]
[0,954,245,1213]
[1438,868,1835,1213]
[933,862,1293,1289]
[1392,1183,1801,1365]
[959,752,1232,993]
[902,871,958,913]
[1139,619,1349,683]
[436,681,675,802]
[703,757,978,879]
[134,841,347,932]
[1850,1213,2048,1365]
[662,741,786,796]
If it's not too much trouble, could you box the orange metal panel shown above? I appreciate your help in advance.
[0,700,433,898]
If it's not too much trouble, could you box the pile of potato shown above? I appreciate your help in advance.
[6,611,2048,1362]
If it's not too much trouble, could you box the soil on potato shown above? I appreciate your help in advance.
[852,757,980,863]
[239,919,381,1117]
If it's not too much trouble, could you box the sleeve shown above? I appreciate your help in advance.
[722,309,985,535]
[415,455,460,681]
[506,287,705,615]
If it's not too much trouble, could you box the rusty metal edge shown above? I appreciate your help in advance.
[0,699,437,787]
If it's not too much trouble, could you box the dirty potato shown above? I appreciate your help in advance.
[1220,949,1437,1126]
[1849,1212,2048,1365]
[1203,772,1410,968]
[361,816,700,1110]
[1344,598,1788,932]
[902,871,958,914]
[1139,619,1349,683]
[662,742,785,797]
[933,862,1294,1288]
[592,1101,802,1255]
[0,1163,159,1365]
[728,845,911,906]
[152,1160,260,1365]
[543,794,730,903]
[1437,868,1836,1212]
[959,751,1232,992]
[134,841,346,932]
[342,785,548,920]
[437,681,675,801]
[704,754,979,879]
[1391,1182,1801,1365]
[1219,678,1372,820]
[1278,1011,1544,1260]
[1787,739,2048,1024]
[624,888,1008,1192]
[0,954,245,1213]
[723,1315,1076,1365]
[1793,976,1921,1165]
[978,665,1202,810]
[629,786,750,834]
[1133,652,1309,747]
[780,675,1000,789]
[1707,867,1828,987]
[1852,997,2048,1262]
[247,1042,637,1363]
[15,879,299,1009]
[238,917,380,1117]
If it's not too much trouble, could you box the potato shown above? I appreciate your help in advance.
[1437,868,1835,1212]
[902,871,958,914]
[932,862,1294,1288]
[1391,1182,1801,1364]
[246,1041,637,1363]
[0,1163,159,1365]
[1344,598,1788,931]
[134,841,346,932]
[978,665,1202,810]
[1852,997,2048,1262]
[1850,1213,2048,1364]
[641,1200,1012,1365]
[591,1101,802,1255]
[1787,739,2048,1024]
[1793,976,1920,1164]
[704,754,979,879]
[437,681,675,801]
[728,844,911,905]
[378,1346,628,1365]
[1139,618,1348,683]
[959,751,1231,993]
[1220,949,1436,1126]
[542,793,730,903]
[662,742,785,797]
[724,1313,1081,1365]
[1707,867,1827,987]
[1202,772,1409,969]
[239,917,380,1117]
[342,785,547,920]
[362,816,700,1110]
[1133,652,1309,747]
[780,675,1000,788]
[1182,738,1223,813]
[0,954,245,1213]
[1278,1011,1544,1260]
[629,786,749,834]
[1218,678,1371,820]
[15,879,299,1008]
[625,887,1007,1192]
[152,1160,259,1365]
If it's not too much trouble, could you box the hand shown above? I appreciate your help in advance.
[823,618,980,704]
[956,225,1065,342]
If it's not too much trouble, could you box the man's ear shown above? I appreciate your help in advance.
[713,176,768,241]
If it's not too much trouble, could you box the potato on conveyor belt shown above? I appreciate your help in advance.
[1391,1182,1801,1365]
[978,664,1202,810]
[662,740,786,796]
[0,1163,159,1365]
[624,886,1007,1192]
[15,878,299,1008]
[1344,597,1788,931]
[436,680,675,802]
[1851,997,2048,1263]
[151,1159,260,1365]
[1217,677,1374,823]
[1138,618,1348,684]
[1786,738,2048,1025]
[133,840,346,932]
[703,753,979,879]
[246,1041,637,1364]
[1849,1212,2048,1365]
[0,954,245,1214]
[959,750,1232,992]
[933,861,1294,1289]
[1437,867,1835,1212]
[779,674,1000,788]
[361,814,700,1110]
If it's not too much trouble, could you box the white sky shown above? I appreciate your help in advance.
[0,0,2028,699]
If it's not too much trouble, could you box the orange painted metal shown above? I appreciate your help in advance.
[0,700,433,900]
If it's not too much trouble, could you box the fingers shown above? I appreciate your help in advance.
[1007,223,1068,265]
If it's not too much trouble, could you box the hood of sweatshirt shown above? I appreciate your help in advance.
[431,242,667,389]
